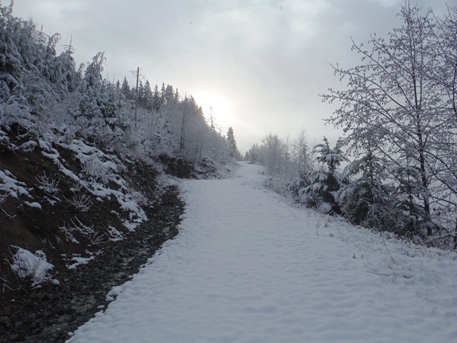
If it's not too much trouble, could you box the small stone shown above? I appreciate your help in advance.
[37,292,49,301]
[9,333,19,341]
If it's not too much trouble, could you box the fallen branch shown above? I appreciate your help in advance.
[0,192,16,219]
[365,271,390,277]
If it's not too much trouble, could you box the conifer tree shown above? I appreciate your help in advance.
[308,137,346,214]
[226,127,239,159]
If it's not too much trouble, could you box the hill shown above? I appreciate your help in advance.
[0,3,236,341]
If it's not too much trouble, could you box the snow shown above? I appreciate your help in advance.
[0,128,8,143]
[19,140,38,152]
[107,226,124,242]
[0,169,32,199]
[67,162,457,342]
[318,201,332,213]
[40,139,147,231]
[10,247,54,287]
[24,201,42,209]
[66,255,95,270]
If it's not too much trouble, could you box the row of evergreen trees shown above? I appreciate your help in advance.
[247,4,457,249]
[0,3,237,165]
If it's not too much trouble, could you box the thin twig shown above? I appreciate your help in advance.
[366,271,390,277]
[381,233,397,265]
[1,207,16,219]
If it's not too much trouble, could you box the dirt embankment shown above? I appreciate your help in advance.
[0,125,188,342]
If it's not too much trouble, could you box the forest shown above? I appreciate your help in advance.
[246,3,457,250]
[0,3,245,339]
[0,0,240,300]
[0,3,240,170]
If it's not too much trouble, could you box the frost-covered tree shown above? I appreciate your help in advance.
[142,80,153,111]
[0,2,32,93]
[163,84,176,106]
[287,129,315,204]
[427,7,457,243]
[292,128,312,173]
[247,129,313,181]
[306,137,346,214]
[337,148,402,230]
[120,77,132,100]
[313,136,345,174]
[0,2,234,171]
[226,127,239,159]
[0,3,40,129]
[246,143,260,163]
[54,39,81,93]
[261,133,285,176]
[322,3,452,236]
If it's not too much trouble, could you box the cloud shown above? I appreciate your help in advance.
[369,0,400,7]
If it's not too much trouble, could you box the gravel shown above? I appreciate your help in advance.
[0,186,184,343]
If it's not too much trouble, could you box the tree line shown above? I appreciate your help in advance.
[246,3,457,249]
[0,2,240,167]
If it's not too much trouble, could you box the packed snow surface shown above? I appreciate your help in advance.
[68,162,457,342]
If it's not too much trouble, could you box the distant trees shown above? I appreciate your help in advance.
[292,128,311,174]
[246,133,284,177]
[246,131,348,214]
[262,133,285,176]
[245,130,312,187]
[226,127,240,160]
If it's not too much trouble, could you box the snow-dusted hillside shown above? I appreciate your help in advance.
[0,4,239,340]
[1,125,157,275]
[68,162,457,343]
[0,124,222,342]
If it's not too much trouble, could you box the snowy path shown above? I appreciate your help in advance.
[68,162,457,342]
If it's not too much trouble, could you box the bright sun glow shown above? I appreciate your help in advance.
[193,91,232,131]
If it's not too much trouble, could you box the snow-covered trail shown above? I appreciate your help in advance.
[68,162,457,342]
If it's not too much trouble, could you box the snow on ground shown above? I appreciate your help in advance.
[0,169,33,200]
[41,139,147,230]
[10,247,54,287]
[67,162,457,343]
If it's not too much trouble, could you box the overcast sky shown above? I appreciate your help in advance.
[7,0,452,153]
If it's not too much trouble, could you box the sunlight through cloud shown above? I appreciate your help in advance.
[193,91,233,132]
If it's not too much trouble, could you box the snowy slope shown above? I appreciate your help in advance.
[67,162,457,343]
